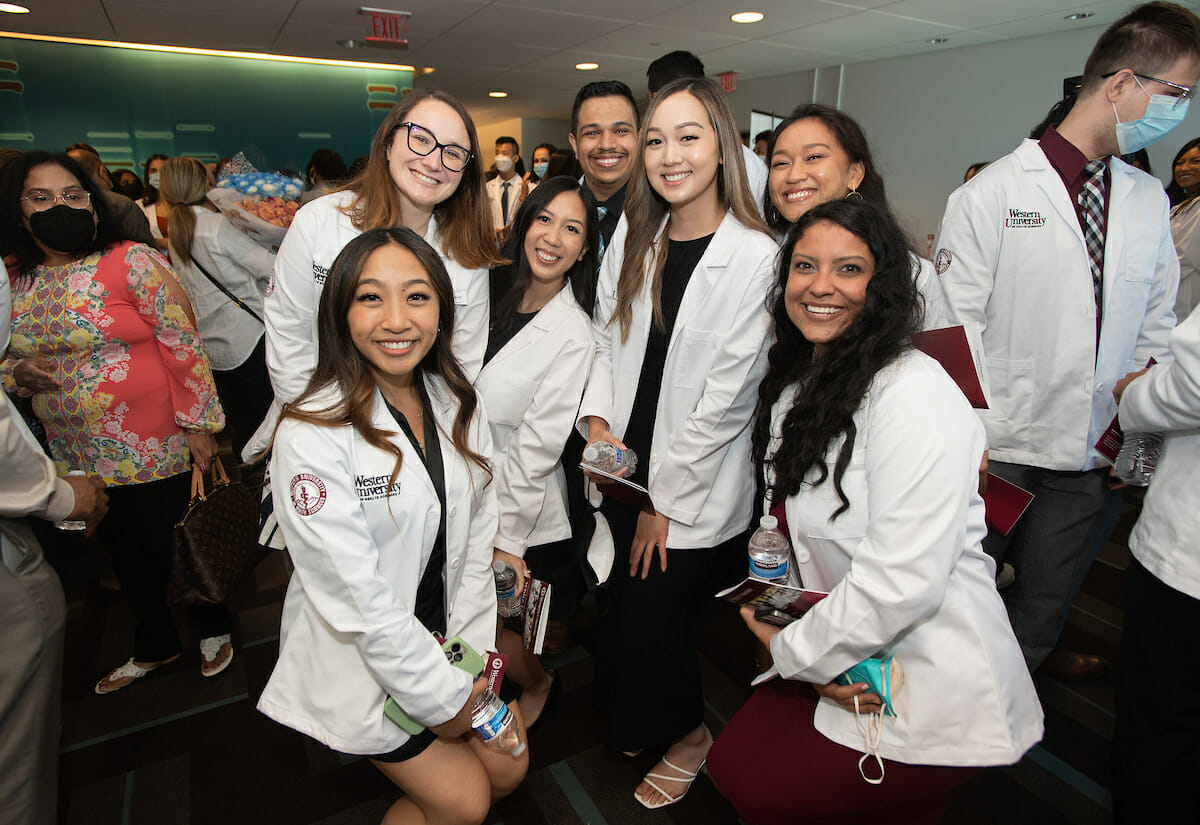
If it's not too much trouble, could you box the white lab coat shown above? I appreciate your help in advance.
[171,207,274,371]
[760,350,1043,766]
[577,211,776,548]
[1171,198,1200,320]
[475,284,594,555]
[935,140,1178,471]
[486,174,521,231]
[246,190,490,458]
[911,254,952,331]
[257,376,498,755]
[740,143,768,220]
[1119,304,1200,601]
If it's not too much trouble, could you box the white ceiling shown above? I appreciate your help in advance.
[0,0,1180,125]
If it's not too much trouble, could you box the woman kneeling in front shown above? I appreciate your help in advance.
[707,200,1043,825]
[257,228,527,825]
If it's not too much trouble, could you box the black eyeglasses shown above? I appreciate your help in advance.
[1102,69,1194,108]
[399,122,473,172]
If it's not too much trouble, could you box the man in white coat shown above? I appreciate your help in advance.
[1110,304,1200,822]
[934,2,1200,680]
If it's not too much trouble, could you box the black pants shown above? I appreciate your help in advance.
[594,500,744,751]
[98,472,230,661]
[212,335,274,463]
[1112,559,1200,823]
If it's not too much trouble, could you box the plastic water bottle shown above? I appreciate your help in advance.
[748,515,791,582]
[55,470,87,532]
[492,561,523,618]
[471,689,526,756]
[582,441,637,476]
[1113,432,1163,486]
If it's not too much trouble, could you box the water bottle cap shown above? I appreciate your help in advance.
[583,442,601,459]
[491,560,505,573]
[759,515,778,530]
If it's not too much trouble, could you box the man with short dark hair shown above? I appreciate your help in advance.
[935,2,1200,681]
[567,80,639,258]
[646,50,766,216]
[66,146,155,246]
[486,135,522,231]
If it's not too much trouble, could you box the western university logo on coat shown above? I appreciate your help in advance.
[290,473,327,516]
[354,473,402,501]
[1004,209,1047,229]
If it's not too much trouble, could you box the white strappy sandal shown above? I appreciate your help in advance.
[634,756,707,809]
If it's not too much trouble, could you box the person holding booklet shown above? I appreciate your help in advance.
[578,76,777,809]
[475,176,599,728]
[257,228,527,825]
[706,200,1042,825]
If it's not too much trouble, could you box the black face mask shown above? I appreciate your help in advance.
[28,204,96,254]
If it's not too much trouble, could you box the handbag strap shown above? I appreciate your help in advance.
[191,257,263,324]
[189,456,231,503]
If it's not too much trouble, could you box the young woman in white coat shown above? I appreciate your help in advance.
[707,200,1042,824]
[577,76,778,809]
[159,157,275,461]
[258,228,527,825]
[250,89,503,458]
[475,176,599,727]
[763,104,950,330]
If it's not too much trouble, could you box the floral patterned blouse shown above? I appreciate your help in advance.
[1,241,225,486]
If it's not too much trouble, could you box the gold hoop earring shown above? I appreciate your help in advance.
[845,189,864,201]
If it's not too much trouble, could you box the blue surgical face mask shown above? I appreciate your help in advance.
[1114,77,1190,154]
[148,172,160,188]
[534,161,549,179]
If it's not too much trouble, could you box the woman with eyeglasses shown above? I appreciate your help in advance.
[251,89,503,458]
[0,151,229,693]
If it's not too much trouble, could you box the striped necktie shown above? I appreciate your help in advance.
[596,204,608,262]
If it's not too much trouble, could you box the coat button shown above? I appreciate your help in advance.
[795,550,811,563]
[450,558,462,569]
[449,506,457,517]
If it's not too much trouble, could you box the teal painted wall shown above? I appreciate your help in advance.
[0,38,412,176]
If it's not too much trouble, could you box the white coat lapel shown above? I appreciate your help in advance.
[371,387,438,503]
[424,376,459,505]
[1102,162,1135,305]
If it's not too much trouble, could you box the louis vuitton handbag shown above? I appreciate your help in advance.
[168,457,266,606]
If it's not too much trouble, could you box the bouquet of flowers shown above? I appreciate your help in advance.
[210,164,304,252]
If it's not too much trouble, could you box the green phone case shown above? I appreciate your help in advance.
[383,636,486,734]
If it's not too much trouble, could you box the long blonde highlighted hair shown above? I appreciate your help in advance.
[610,76,769,342]
[160,156,218,267]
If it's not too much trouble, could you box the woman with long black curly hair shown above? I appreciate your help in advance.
[706,199,1042,825]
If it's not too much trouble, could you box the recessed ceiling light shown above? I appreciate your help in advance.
[928,37,949,44]
[576,62,599,70]
[336,39,363,48]
[488,90,508,98]
[731,11,764,23]
[0,3,32,12]
[1065,12,1094,20]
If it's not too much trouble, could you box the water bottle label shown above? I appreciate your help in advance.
[497,585,515,600]
[473,704,510,740]
[749,558,788,580]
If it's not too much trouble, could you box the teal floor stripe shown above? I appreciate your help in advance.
[120,770,134,825]
[549,760,608,825]
[241,633,280,650]
[1026,744,1112,811]
[60,693,249,754]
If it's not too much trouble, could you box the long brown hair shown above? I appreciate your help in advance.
[160,156,218,266]
[278,227,490,492]
[342,89,504,269]
[610,77,769,342]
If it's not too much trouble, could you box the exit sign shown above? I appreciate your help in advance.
[719,71,737,93]
[361,7,412,45]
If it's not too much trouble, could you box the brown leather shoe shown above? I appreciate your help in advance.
[1039,650,1111,682]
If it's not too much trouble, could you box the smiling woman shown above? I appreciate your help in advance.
[260,227,527,825]
[578,76,777,810]
[248,88,504,461]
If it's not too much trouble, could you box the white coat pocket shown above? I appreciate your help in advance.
[671,329,721,390]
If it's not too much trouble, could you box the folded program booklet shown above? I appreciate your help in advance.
[522,578,551,655]
[716,578,828,626]
[580,463,654,513]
